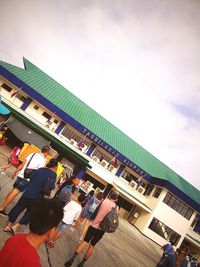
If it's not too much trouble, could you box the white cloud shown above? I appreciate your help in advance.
[0,0,200,189]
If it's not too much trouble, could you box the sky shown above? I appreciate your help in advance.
[0,0,200,190]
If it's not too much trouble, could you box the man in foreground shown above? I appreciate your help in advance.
[0,198,63,267]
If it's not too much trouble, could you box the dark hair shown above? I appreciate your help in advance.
[109,191,119,201]
[96,192,104,201]
[46,158,58,168]
[77,193,86,203]
[88,190,94,197]
[41,146,50,154]
[29,199,63,235]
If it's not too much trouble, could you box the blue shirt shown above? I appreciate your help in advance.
[22,167,56,199]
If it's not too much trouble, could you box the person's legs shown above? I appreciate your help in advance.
[0,188,20,211]
[80,219,91,238]
[1,163,12,172]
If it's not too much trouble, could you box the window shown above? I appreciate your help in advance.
[163,192,194,220]
[42,112,51,120]
[121,170,138,183]
[53,119,58,124]
[1,83,12,92]
[61,126,90,147]
[33,105,39,110]
[92,149,111,163]
[144,184,154,196]
[152,187,162,198]
[16,94,26,102]
[149,217,181,245]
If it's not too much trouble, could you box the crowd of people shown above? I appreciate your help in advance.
[156,241,199,267]
[0,143,119,266]
[0,129,199,267]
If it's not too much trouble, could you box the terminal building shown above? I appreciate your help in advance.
[0,58,200,256]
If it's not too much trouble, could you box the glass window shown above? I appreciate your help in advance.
[16,94,26,102]
[149,217,181,245]
[163,192,194,220]
[33,105,39,110]
[185,208,193,220]
[42,112,51,120]
[152,187,162,198]
[1,83,12,92]
[53,119,58,124]
[144,184,154,196]
[61,126,90,147]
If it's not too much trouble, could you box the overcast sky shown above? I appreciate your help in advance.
[1,0,200,190]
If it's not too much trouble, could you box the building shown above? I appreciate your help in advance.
[0,58,199,256]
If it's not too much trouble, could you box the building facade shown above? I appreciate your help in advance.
[0,58,199,256]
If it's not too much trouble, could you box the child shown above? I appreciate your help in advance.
[0,142,23,176]
[47,193,86,248]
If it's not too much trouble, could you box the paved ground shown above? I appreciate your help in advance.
[0,144,162,267]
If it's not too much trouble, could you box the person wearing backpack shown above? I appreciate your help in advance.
[0,142,24,176]
[54,175,81,206]
[64,191,119,267]
[73,192,104,240]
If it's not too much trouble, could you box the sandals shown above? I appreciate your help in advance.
[3,226,16,235]
[3,227,12,233]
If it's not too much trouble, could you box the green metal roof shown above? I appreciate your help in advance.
[0,58,199,205]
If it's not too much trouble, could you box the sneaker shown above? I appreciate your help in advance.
[77,262,84,267]
[1,171,6,176]
[64,256,76,267]
[0,210,8,217]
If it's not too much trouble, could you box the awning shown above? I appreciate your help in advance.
[0,96,10,115]
[113,182,152,213]
[6,117,49,148]
[5,104,90,168]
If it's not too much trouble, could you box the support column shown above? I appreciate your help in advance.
[103,184,113,198]
[116,164,125,177]
[55,121,66,134]
[86,144,96,157]
[20,97,32,111]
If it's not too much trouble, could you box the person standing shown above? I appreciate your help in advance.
[47,193,86,248]
[0,142,23,175]
[0,198,63,267]
[64,191,119,267]
[3,158,58,234]
[74,192,104,240]
[0,145,50,216]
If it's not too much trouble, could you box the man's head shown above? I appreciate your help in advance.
[29,199,63,240]
[108,191,119,202]
[77,193,86,204]
[41,146,50,156]
[71,175,81,186]
[46,158,58,171]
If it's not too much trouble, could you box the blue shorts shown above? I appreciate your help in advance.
[81,208,93,220]
[13,177,30,192]
[57,222,70,233]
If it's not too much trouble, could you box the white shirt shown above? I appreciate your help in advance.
[62,200,82,225]
[18,153,46,178]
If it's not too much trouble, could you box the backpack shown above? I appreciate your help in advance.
[58,185,72,204]
[100,206,119,233]
[88,198,99,214]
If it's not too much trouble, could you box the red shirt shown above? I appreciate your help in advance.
[0,234,41,267]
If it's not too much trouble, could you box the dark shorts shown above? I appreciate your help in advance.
[13,177,29,192]
[84,225,105,246]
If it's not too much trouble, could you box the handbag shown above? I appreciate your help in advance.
[43,178,52,196]
[24,153,36,179]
